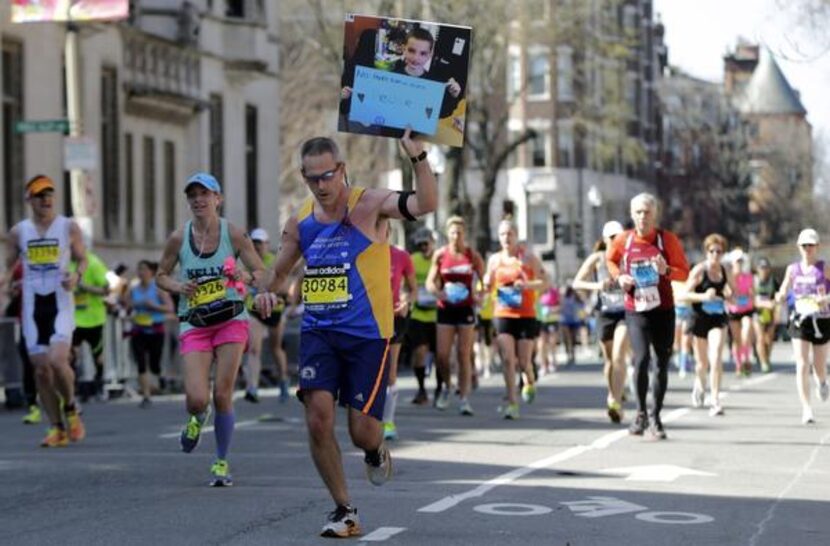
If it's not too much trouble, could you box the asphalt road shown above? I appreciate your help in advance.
[1,343,829,545]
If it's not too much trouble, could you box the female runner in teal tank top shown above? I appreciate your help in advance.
[157,172,269,487]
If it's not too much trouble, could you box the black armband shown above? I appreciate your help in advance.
[397,191,417,221]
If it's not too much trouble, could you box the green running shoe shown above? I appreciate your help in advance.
[180,410,209,453]
[22,405,41,425]
[209,459,233,487]
[521,384,537,404]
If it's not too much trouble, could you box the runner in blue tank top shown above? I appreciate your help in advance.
[254,129,437,538]
[157,172,269,487]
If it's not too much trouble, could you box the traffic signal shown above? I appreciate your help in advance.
[552,213,565,242]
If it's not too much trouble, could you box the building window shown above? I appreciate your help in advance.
[557,121,574,167]
[556,46,574,101]
[101,67,120,239]
[226,0,244,17]
[2,40,24,230]
[245,104,258,229]
[502,199,516,218]
[507,48,522,100]
[530,204,549,245]
[164,141,176,236]
[143,137,156,243]
[125,133,134,240]
[508,129,521,168]
[209,94,224,181]
[625,72,638,115]
[528,51,550,98]
[531,131,549,167]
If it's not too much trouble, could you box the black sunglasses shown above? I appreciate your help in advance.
[302,164,342,183]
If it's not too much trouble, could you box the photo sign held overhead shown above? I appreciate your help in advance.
[338,14,472,148]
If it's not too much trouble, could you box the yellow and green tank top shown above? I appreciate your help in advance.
[410,250,437,323]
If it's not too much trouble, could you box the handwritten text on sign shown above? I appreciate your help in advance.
[349,65,445,135]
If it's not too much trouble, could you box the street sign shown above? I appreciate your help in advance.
[63,137,99,171]
[15,119,69,134]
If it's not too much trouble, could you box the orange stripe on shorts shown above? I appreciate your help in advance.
[362,339,391,415]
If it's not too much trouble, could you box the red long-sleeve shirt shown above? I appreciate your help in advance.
[606,228,690,310]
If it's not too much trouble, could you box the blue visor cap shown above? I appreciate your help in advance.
[184,172,222,194]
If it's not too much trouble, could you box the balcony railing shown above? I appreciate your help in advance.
[121,27,202,106]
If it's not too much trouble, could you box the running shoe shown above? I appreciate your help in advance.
[180,410,209,453]
[649,415,667,440]
[244,389,260,404]
[818,381,829,402]
[209,459,233,487]
[503,403,520,420]
[802,407,816,425]
[521,384,537,404]
[435,390,450,411]
[607,401,623,424]
[40,426,69,448]
[458,399,474,416]
[22,404,41,425]
[383,422,398,441]
[278,380,290,403]
[321,505,361,538]
[364,444,392,486]
[628,412,648,436]
[411,390,429,405]
[139,397,152,409]
[708,404,725,417]
[691,385,705,409]
[760,362,772,374]
[741,363,752,377]
[65,408,86,442]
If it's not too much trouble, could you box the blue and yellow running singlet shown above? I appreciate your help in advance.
[297,187,393,339]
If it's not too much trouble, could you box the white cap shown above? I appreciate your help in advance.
[250,228,269,242]
[797,228,819,246]
[729,248,746,262]
[601,221,624,239]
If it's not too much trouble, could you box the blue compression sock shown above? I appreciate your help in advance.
[214,411,235,460]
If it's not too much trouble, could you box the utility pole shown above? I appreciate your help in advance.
[65,22,88,224]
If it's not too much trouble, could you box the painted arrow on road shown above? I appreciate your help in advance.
[605,465,716,482]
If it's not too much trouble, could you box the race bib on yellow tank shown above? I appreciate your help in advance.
[134,312,153,327]
[795,296,821,317]
[303,275,349,306]
[27,239,60,267]
[188,278,226,308]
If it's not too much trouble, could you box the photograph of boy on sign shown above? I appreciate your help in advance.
[338,14,471,148]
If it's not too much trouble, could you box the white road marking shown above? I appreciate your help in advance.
[748,426,830,546]
[605,464,716,482]
[561,496,648,518]
[635,511,714,525]
[416,405,703,514]
[158,419,259,439]
[417,444,590,513]
[473,503,553,516]
[359,526,407,542]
